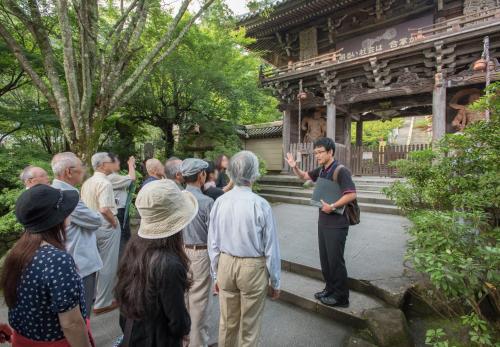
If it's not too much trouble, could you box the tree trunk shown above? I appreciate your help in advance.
[163,122,175,159]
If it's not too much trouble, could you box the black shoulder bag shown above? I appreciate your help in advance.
[333,164,360,225]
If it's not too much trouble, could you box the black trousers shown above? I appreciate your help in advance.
[318,225,349,301]
[117,208,131,258]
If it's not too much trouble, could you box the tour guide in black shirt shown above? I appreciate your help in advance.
[286,137,356,307]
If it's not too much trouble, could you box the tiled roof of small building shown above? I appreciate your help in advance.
[238,121,283,139]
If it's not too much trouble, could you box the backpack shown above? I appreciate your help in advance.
[333,165,361,225]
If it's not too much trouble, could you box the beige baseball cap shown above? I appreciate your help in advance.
[135,179,198,239]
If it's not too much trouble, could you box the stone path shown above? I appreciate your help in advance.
[0,201,411,347]
[273,203,410,282]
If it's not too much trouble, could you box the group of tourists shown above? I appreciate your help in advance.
[0,136,357,347]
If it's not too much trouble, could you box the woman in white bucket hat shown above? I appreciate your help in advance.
[115,179,198,347]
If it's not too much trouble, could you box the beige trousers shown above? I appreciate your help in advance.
[185,247,212,347]
[217,253,268,347]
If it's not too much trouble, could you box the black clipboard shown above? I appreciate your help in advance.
[310,177,345,215]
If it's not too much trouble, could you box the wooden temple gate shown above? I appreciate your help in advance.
[238,0,500,178]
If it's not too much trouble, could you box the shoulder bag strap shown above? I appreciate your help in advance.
[332,164,345,182]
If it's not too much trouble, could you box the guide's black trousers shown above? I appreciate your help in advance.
[318,225,349,301]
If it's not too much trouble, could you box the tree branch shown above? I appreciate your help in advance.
[0,22,58,111]
[0,70,27,97]
[74,0,98,132]
[106,0,148,101]
[0,123,22,144]
[18,0,75,141]
[111,0,216,113]
[108,0,193,111]
[56,0,82,134]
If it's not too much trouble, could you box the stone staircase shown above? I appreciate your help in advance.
[258,175,401,215]
[275,255,413,325]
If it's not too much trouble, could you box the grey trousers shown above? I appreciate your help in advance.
[95,220,121,309]
[82,272,97,316]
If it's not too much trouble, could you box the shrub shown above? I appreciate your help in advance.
[384,83,500,346]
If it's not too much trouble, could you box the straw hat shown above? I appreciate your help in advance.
[135,179,198,239]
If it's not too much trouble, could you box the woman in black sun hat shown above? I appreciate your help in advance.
[1,184,94,347]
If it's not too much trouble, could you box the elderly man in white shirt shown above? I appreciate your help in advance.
[81,152,121,315]
[51,152,103,316]
[208,150,280,347]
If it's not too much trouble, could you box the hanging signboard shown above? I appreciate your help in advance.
[336,14,433,62]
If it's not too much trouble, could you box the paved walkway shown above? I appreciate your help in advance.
[273,203,410,282]
[0,203,409,347]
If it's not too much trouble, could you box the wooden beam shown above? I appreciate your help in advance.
[432,73,447,141]
[326,101,336,141]
[282,108,291,173]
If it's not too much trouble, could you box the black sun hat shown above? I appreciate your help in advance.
[15,184,79,233]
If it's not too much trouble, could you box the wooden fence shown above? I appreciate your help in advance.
[287,142,348,173]
[288,142,430,177]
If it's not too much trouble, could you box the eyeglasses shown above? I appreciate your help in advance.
[313,150,327,156]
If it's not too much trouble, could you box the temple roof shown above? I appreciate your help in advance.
[238,0,358,37]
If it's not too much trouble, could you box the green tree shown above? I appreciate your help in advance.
[351,118,404,146]
[124,2,279,157]
[0,0,215,160]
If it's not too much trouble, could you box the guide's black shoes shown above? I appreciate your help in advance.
[314,289,331,300]
[319,295,349,308]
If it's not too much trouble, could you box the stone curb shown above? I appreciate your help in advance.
[281,259,411,309]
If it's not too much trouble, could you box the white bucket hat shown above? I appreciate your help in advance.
[135,179,198,239]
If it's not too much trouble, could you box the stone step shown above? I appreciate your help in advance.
[281,259,411,309]
[260,193,401,215]
[259,178,393,193]
[279,269,389,329]
[261,175,399,187]
[259,185,394,205]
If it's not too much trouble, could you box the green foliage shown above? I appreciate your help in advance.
[385,85,500,346]
[124,2,279,157]
[351,118,404,146]
[426,328,454,347]
[245,0,277,17]
[0,146,51,237]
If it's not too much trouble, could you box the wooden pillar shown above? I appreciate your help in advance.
[281,107,291,173]
[432,72,447,142]
[344,115,352,168]
[356,120,363,146]
[326,100,336,141]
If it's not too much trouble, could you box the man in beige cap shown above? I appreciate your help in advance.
[81,152,121,314]
[181,158,214,347]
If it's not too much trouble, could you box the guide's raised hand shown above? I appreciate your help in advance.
[285,152,297,168]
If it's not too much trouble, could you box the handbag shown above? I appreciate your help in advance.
[333,165,361,225]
